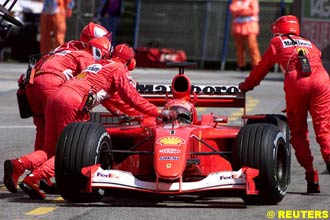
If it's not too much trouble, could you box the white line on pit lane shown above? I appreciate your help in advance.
[0,81,17,92]
[0,125,35,128]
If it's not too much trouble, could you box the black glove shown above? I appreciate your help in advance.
[238,82,250,92]
[159,109,178,121]
[119,114,131,123]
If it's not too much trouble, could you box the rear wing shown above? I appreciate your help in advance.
[137,84,245,108]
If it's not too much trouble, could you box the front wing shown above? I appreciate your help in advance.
[81,165,259,195]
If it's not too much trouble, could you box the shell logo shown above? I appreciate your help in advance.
[76,72,87,79]
[296,48,309,56]
[156,136,185,146]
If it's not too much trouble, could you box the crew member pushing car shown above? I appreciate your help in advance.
[239,15,330,193]
[18,41,177,200]
[3,23,111,195]
[102,44,159,127]
[27,22,111,153]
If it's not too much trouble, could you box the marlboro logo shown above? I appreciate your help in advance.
[157,136,185,146]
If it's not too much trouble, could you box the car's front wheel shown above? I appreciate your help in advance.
[55,122,112,203]
[233,123,290,205]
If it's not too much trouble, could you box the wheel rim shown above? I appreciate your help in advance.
[99,138,112,169]
[275,140,288,191]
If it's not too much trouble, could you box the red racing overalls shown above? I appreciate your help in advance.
[21,46,94,172]
[239,34,330,173]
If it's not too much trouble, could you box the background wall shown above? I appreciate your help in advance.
[66,0,294,69]
[4,0,330,71]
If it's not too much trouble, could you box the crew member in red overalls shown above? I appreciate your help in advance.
[3,23,111,194]
[30,22,110,153]
[230,0,261,71]
[18,38,177,200]
[102,44,158,127]
[239,15,330,193]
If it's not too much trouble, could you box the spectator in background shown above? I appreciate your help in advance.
[40,0,75,54]
[230,0,261,71]
[98,0,123,46]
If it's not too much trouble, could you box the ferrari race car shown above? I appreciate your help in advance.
[55,62,291,205]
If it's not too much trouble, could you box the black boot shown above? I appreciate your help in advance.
[306,170,320,193]
[39,179,57,194]
[307,182,320,193]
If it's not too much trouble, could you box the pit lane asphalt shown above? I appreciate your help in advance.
[0,63,329,220]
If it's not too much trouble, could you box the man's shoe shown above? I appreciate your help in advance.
[326,163,330,174]
[39,178,57,194]
[306,169,320,193]
[307,182,320,193]
[3,159,25,193]
[19,174,46,200]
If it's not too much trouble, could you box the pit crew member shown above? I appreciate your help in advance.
[238,15,330,193]
[27,22,111,152]
[102,43,158,127]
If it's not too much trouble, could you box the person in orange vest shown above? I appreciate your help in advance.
[229,0,261,71]
[39,0,75,54]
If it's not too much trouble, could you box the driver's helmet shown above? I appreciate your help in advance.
[164,99,194,124]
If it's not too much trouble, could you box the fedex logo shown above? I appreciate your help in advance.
[55,50,71,56]
[86,64,103,73]
[95,172,119,179]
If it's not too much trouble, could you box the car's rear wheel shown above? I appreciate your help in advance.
[55,122,112,203]
[233,123,290,205]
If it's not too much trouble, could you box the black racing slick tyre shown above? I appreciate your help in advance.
[233,123,290,205]
[55,122,112,203]
[246,114,291,185]
[246,114,290,147]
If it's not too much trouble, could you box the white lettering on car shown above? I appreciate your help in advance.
[159,148,181,154]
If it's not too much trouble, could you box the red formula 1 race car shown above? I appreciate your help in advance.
[55,62,291,205]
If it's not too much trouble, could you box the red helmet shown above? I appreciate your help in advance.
[89,36,112,60]
[80,22,112,43]
[164,99,195,124]
[112,44,136,70]
[271,15,300,36]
